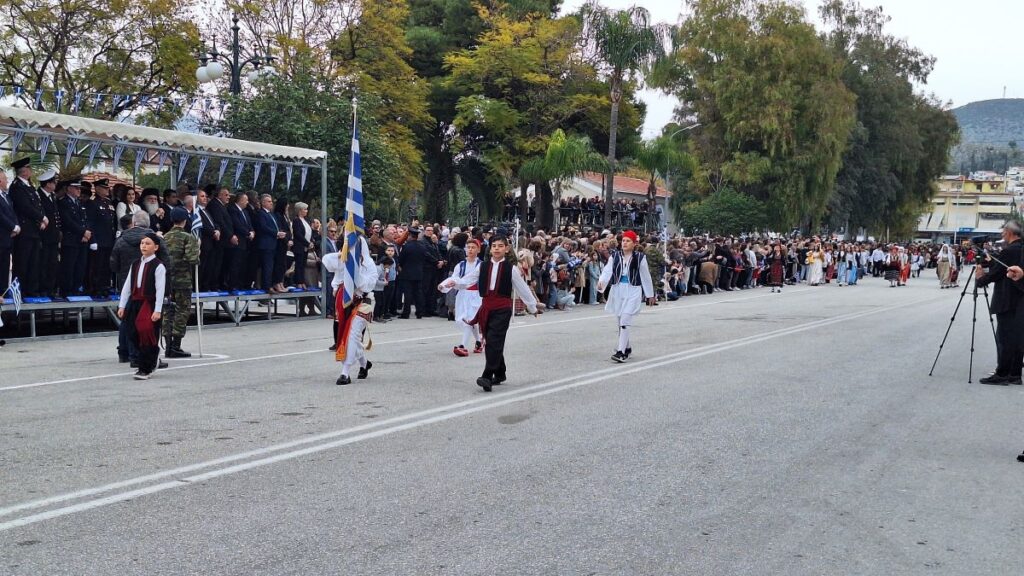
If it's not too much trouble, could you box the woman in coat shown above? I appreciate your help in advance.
[291,202,312,290]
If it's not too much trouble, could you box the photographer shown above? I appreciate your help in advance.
[975,221,1024,385]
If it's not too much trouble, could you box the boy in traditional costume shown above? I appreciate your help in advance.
[597,230,655,363]
[116,233,166,380]
[439,238,483,357]
[442,235,537,392]
[324,235,378,385]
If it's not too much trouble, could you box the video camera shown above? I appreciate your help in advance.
[971,235,996,247]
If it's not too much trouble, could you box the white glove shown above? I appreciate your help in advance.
[89,243,98,251]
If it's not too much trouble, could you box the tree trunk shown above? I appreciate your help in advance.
[604,77,622,227]
[519,182,529,226]
[422,134,451,223]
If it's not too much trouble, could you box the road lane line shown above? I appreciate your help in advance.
[2,288,810,391]
[0,294,936,532]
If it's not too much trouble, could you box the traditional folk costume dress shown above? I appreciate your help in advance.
[323,236,379,385]
[440,253,483,356]
[899,249,911,285]
[936,245,953,288]
[597,243,655,363]
[767,251,786,292]
[883,248,901,286]
[118,254,166,377]
[455,253,538,392]
[806,249,824,286]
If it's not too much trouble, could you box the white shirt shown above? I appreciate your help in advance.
[118,254,166,313]
[323,237,377,296]
[455,257,538,314]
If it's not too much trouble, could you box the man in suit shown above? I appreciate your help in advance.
[397,227,426,318]
[254,193,284,293]
[86,178,117,297]
[57,181,90,296]
[977,221,1024,385]
[227,192,254,291]
[194,188,220,291]
[205,186,234,289]
[37,169,61,297]
[0,171,21,298]
[9,157,47,296]
[420,225,444,317]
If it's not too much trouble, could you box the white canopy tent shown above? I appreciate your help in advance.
[0,105,331,327]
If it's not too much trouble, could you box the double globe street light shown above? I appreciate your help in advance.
[195,14,276,95]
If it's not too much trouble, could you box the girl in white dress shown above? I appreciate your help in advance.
[597,230,655,363]
[440,239,483,356]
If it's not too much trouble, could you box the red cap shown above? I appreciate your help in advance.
[622,230,639,243]
[468,238,482,248]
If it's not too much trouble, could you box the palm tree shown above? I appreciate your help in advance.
[520,129,608,229]
[633,135,689,201]
[581,2,667,227]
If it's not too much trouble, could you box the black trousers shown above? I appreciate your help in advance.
[200,241,223,291]
[0,245,10,297]
[383,282,397,316]
[482,308,512,381]
[13,235,40,295]
[61,243,86,295]
[125,299,161,373]
[995,310,1024,377]
[228,246,249,290]
[39,240,59,295]
[90,247,113,295]
[401,279,423,317]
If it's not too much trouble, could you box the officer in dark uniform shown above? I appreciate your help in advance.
[86,178,117,297]
[976,220,1024,385]
[397,227,426,318]
[37,169,61,297]
[9,157,47,296]
[58,180,91,296]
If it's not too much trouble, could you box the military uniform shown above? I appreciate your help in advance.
[162,222,199,357]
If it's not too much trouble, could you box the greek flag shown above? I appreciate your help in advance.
[5,278,23,314]
[190,208,204,241]
[339,106,365,309]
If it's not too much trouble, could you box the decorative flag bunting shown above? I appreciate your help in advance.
[86,140,102,166]
[10,130,24,154]
[300,166,309,191]
[197,155,210,182]
[0,86,6,99]
[157,151,169,173]
[64,137,79,167]
[37,135,52,161]
[72,92,82,113]
[111,144,126,172]
[34,89,43,109]
[253,161,263,187]
[177,153,191,181]
[218,158,229,183]
[55,90,65,112]
[268,162,277,189]
[339,104,366,311]
[285,165,293,190]
[233,161,245,188]
[133,146,145,176]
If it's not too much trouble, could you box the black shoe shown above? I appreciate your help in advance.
[329,344,338,351]
[165,344,191,359]
[624,347,632,359]
[979,374,1010,385]
[398,315,410,319]
[1007,376,1023,385]
[133,370,151,381]
[476,376,493,392]
[611,351,626,363]
[1018,451,1024,463]
[493,374,506,385]
[336,375,351,386]
[157,360,168,370]
[118,356,130,364]
[357,361,373,380]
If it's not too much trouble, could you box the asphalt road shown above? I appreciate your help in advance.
[1,276,1022,575]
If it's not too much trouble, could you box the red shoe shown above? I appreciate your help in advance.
[473,341,483,354]
[453,346,469,357]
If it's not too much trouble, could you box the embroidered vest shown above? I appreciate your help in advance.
[479,260,512,298]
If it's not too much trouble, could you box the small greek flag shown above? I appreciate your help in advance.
[5,278,23,314]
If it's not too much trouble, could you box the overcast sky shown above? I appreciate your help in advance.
[563,0,1024,138]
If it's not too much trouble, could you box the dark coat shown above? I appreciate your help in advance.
[0,191,17,249]
[38,189,60,245]
[229,203,253,249]
[9,177,44,239]
[86,196,117,248]
[254,208,279,251]
[397,238,426,281]
[206,198,234,245]
[110,226,171,290]
[58,195,89,243]
[978,239,1024,316]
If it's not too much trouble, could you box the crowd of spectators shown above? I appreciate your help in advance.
[498,194,664,230]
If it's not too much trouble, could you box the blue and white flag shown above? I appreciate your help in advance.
[5,277,22,314]
[190,208,203,241]
[86,140,102,166]
[133,146,145,176]
[177,153,190,181]
[217,158,229,184]
[253,161,263,187]
[111,143,126,172]
[64,137,79,167]
[37,135,52,161]
[233,161,245,189]
[339,106,366,310]
[197,155,210,182]
[285,165,294,190]
[268,162,277,190]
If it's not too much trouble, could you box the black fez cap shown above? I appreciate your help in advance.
[11,157,30,170]
[144,231,161,245]
[94,178,110,188]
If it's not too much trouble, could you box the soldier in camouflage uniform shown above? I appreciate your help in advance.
[163,207,200,358]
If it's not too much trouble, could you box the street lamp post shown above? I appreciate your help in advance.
[195,14,276,95]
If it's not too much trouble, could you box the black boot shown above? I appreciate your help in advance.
[165,337,191,358]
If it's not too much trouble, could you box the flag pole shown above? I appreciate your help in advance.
[195,263,203,357]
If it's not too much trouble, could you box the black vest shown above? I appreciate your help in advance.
[479,259,513,298]
[611,251,645,287]
[128,258,163,301]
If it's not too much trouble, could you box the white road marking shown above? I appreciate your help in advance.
[0,295,934,532]
[2,288,810,392]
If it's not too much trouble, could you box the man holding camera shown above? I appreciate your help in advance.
[975,220,1024,386]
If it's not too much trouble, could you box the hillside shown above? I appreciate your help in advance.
[949,99,1024,171]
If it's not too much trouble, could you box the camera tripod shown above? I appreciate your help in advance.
[929,264,999,383]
